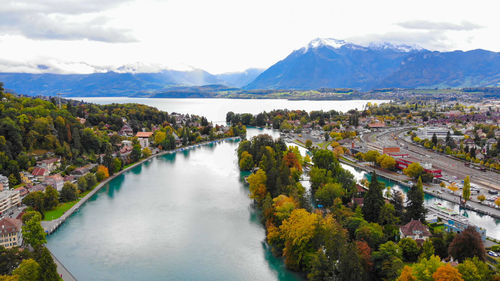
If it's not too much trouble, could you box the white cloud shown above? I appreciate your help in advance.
[0,0,499,73]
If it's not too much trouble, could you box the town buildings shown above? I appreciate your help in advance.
[0,190,21,215]
[0,218,22,249]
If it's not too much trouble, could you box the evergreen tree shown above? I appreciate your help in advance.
[362,172,385,223]
[405,177,426,222]
[432,133,438,147]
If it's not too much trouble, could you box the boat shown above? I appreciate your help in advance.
[430,202,459,216]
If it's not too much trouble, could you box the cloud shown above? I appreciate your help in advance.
[397,20,482,31]
[0,0,137,43]
[348,31,452,51]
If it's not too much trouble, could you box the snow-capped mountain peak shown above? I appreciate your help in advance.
[302,38,347,52]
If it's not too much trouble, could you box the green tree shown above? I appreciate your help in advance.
[305,139,312,149]
[59,182,78,202]
[355,222,385,249]
[12,259,40,281]
[112,158,122,174]
[421,239,435,260]
[22,192,45,215]
[363,150,381,164]
[412,255,443,281]
[372,241,403,281]
[457,257,491,281]
[362,172,385,222]
[33,247,60,281]
[77,176,88,192]
[404,162,424,180]
[405,177,426,222]
[21,212,46,248]
[239,151,254,171]
[315,183,344,207]
[43,186,59,210]
[463,175,471,202]
[338,242,365,281]
[398,238,420,262]
[131,144,142,162]
[432,133,438,147]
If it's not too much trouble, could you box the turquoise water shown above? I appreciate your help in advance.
[47,137,302,281]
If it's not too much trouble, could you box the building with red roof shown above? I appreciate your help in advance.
[400,219,431,244]
[0,218,23,248]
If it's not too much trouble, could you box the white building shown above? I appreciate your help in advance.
[0,190,21,215]
[0,218,22,249]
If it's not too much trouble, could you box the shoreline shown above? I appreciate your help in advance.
[41,136,241,235]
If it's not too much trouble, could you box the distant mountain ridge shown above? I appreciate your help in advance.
[0,68,262,97]
[245,38,500,90]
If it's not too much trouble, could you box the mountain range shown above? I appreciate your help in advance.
[246,38,500,90]
[1,38,500,96]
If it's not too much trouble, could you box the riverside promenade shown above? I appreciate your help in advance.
[41,136,241,234]
[339,157,500,220]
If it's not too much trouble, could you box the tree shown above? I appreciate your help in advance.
[96,165,109,181]
[247,170,267,205]
[21,211,46,248]
[398,238,419,262]
[372,241,403,281]
[142,147,152,158]
[362,172,385,222]
[77,176,88,192]
[0,275,19,281]
[432,133,438,147]
[43,186,59,210]
[130,144,142,162]
[421,239,435,260]
[12,259,40,281]
[112,158,122,174]
[448,226,486,262]
[363,150,381,165]
[433,264,464,281]
[405,177,426,222]
[59,182,78,202]
[0,247,32,275]
[239,151,254,171]
[315,183,344,207]
[404,162,424,180]
[457,257,491,281]
[379,154,396,170]
[412,255,443,281]
[305,139,312,149]
[279,209,319,270]
[338,242,365,281]
[397,266,417,281]
[312,149,335,170]
[355,222,385,249]
[22,192,45,215]
[463,175,471,202]
[33,246,60,281]
[84,173,97,189]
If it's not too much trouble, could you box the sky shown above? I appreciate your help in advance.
[0,0,499,74]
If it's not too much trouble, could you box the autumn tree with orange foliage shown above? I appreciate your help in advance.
[356,240,373,273]
[96,165,109,181]
[397,266,416,281]
[433,264,464,281]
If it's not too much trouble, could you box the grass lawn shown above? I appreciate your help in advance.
[43,201,78,221]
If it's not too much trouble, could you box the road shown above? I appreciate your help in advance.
[361,128,500,191]
[50,251,78,281]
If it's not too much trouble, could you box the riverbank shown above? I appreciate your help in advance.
[338,157,500,220]
[41,136,241,234]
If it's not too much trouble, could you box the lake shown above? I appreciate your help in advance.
[72,97,389,123]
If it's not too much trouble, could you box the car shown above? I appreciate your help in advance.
[488,251,498,257]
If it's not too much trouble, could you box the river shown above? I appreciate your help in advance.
[47,134,302,281]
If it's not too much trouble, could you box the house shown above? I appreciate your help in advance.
[43,174,64,191]
[76,117,86,125]
[14,187,28,197]
[119,124,134,137]
[37,158,61,172]
[136,131,153,148]
[0,190,21,215]
[71,164,97,176]
[400,219,432,243]
[0,218,23,249]
[486,138,497,150]
[31,167,49,181]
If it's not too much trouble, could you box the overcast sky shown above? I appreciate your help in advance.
[0,0,498,74]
